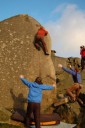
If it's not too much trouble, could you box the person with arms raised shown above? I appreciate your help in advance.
[20,75,56,128]
[58,64,82,102]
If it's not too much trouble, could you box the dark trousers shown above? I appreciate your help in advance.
[81,57,85,70]
[34,35,48,54]
[25,102,40,128]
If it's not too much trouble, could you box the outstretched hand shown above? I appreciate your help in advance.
[58,64,63,68]
[20,75,24,78]
[52,82,57,89]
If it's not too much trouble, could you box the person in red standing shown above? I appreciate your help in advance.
[80,45,85,71]
[34,26,49,55]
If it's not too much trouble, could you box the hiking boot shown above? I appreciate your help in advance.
[37,47,41,51]
[45,52,49,55]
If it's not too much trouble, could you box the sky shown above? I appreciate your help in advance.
[0,0,85,58]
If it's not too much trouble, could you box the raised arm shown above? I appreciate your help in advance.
[20,75,32,87]
[40,82,56,90]
[58,64,76,75]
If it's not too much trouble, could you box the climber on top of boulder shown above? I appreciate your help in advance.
[34,26,49,55]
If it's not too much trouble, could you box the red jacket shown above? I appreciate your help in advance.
[37,28,48,37]
[80,48,85,57]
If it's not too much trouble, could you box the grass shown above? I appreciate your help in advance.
[0,123,21,128]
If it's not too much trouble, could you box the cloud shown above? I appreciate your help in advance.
[51,3,66,14]
[45,4,85,58]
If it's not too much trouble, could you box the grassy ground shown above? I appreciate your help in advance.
[0,123,21,128]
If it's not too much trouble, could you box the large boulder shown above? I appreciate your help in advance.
[0,14,56,113]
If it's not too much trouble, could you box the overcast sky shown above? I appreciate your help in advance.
[0,0,85,58]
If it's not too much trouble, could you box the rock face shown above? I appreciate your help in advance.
[51,54,85,95]
[0,14,56,113]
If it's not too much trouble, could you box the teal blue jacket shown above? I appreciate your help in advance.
[20,78,54,103]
